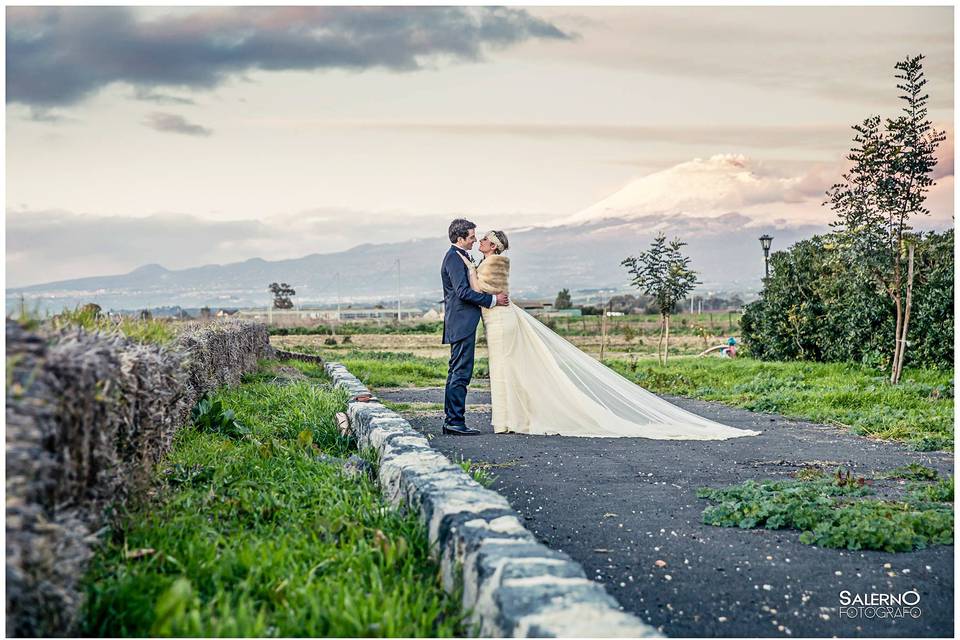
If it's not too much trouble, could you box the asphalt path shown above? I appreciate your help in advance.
[376,386,954,638]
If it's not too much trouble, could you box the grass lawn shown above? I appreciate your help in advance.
[280,343,952,451]
[283,347,489,388]
[80,359,465,637]
[608,357,954,451]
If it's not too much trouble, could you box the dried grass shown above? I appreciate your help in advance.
[5,318,274,636]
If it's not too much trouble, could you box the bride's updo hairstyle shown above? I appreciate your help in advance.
[485,230,509,254]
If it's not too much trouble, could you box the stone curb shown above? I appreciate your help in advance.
[324,360,660,638]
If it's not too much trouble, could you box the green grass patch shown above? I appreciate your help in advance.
[50,305,177,344]
[456,457,495,488]
[879,463,940,481]
[279,342,954,451]
[80,362,466,637]
[698,469,954,553]
[286,347,488,388]
[609,357,954,451]
[382,401,446,413]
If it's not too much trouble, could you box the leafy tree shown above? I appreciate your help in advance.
[622,233,700,364]
[824,54,946,384]
[268,282,296,309]
[554,288,572,310]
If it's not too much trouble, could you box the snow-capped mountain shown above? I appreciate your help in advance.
[560,154,828,227]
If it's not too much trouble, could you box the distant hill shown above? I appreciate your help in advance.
[8,214,823,312]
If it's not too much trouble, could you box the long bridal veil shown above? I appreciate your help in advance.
[506,304,762,439]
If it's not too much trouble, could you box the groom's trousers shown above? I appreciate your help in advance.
[444,332,476,426]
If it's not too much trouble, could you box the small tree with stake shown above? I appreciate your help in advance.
[622,233,700,365]
[824,54,946,384]
[268,282,296,309]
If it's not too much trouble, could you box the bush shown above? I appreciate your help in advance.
[741,230,953,369]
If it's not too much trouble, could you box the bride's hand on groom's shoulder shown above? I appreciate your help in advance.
[458,254,476,269]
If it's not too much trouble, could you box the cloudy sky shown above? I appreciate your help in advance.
[5,4,954,287]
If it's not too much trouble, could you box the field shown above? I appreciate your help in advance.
[272,331,717,360]
[272,331,954,452]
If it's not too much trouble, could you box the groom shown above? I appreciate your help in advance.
[441,219,509,435]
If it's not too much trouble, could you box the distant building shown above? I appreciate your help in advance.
[340,308,421,321]
[515,300,553,311]
[515,300,581,318]
[237,307,422,322]
[215,308,239,318]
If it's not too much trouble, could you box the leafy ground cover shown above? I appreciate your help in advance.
[698,465,954,552]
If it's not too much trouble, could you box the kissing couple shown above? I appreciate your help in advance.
[440,218,762,439]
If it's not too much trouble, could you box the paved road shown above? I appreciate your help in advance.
[377,386,954,638]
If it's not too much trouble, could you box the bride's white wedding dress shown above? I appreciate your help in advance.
[467,254,761,439]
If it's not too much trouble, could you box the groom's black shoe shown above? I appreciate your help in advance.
[442,422,481,436]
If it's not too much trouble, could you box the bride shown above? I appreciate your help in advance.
[458,230,761,439]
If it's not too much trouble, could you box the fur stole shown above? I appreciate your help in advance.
[477,255,510,294]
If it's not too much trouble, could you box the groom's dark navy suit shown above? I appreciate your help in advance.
[441,245,494,427]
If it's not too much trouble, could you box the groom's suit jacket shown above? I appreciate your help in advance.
[441,245,494,344]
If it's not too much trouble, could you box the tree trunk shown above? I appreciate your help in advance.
[657,314,665,366]
[600,308,607,362]
[890,290,904,385]
[893,243,916,384]
[664,314,671,364]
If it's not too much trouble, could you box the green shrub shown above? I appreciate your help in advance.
[741,229,953,370]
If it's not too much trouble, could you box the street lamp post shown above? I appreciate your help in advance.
[759,234,774,279]
[396,258,401,322]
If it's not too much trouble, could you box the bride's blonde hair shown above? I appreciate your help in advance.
[484,230,509,254]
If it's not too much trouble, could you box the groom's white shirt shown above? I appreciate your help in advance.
[452,243,497,308]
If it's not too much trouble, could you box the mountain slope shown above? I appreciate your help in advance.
[8,215,823,311]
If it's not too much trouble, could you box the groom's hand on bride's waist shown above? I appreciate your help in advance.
[496,292,509,306]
